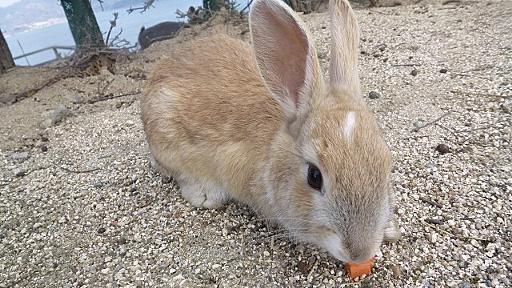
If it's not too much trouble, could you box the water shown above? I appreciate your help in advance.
[5,0,202,65]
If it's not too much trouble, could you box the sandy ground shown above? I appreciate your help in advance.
[1,0,511,287]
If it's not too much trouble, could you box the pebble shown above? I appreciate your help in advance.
[436,144,451,154]
[10,152,30,162]
[391,265,401,279]
[13,168,27,177]
[440,68,448,73]
[368,91,381,99]
[425,218,444,225]
[428,232,438,243]
[97,227,106,234]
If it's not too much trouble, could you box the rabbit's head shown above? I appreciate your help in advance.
[250,0,394,263]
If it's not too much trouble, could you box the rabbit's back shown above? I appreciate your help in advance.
[141,34,282,199]
[143,34,282,144]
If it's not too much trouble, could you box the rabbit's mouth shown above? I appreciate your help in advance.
[315,232,350,261]
[300,226,381,263]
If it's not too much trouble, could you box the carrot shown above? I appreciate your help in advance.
[344,257,376,279]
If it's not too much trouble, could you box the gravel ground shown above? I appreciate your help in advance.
[1,1,511,287]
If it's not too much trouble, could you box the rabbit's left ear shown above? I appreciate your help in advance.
[328,0,361,94]
[249,0,324,123]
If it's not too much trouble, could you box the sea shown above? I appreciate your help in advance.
[4,0,205,66]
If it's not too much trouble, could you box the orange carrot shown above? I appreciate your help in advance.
[344,257,376,279]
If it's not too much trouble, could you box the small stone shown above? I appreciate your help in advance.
[425,218,443,225]
[40,145,48,152]
[411,69,418,76]
[10,152,30,162]
[93,181,105,188]
[299,262,313,277]
[428,232,438,243]
[378,44,387,52]
[439,68,448,73]
[369,91,381,99]
[361,50,367,55]
[97,227,106,234]
[14,168,27,177]
[71,95,83,104]
[115,102,123,109]
[33,222,43,229]
[390,265,401,279]
[169,268,177,274]
[52,262,59,269]
[436,144,451,154]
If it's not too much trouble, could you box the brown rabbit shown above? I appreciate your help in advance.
[141,0,400,263]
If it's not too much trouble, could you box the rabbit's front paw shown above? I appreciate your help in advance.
[180,178,229,209]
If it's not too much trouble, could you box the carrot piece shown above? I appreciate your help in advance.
[344,257,376,279]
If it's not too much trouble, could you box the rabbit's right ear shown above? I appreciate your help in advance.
[249,0,324,125]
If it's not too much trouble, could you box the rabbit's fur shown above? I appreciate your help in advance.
[142,0,400,263]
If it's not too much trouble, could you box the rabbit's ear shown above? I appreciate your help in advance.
[249,0,323,122]
[329,0,360,93]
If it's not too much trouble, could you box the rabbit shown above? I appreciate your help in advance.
[141,0,400,263]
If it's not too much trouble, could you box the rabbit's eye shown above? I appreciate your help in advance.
[307,164,323,191]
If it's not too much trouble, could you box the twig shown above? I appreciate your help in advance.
[426,223,494,244]
[60,166,100,174]
[442,0,461,5]
[240,0,254,14]
[434,123,458,136]
[105,12,119,45]
[451,90,511,99]
[126,0,155,14]
[412,112,451,132]
[391,63,422,67]
[87,91,141,104]
[455,125,494,134]
[96,0,104,11]
[461,235,495,243]
[451,73,492,81]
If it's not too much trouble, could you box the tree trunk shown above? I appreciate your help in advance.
[61,0,105,52]
[0,29,15,75]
